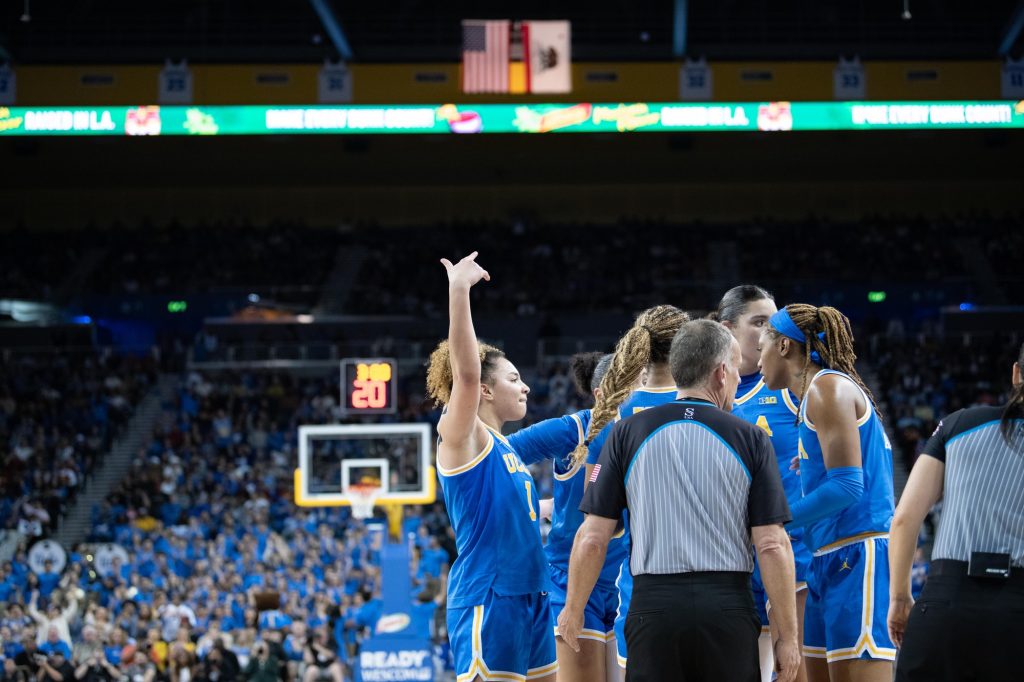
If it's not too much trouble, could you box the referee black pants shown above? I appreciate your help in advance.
[896,560,1024,682]
[626,572,760,682]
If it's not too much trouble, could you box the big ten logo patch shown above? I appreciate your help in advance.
[757,396,778,405]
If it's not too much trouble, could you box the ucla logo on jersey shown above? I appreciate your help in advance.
[757,396,778,405]
[502,453,529,474]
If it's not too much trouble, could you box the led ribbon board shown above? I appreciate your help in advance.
[0,101,1021,136]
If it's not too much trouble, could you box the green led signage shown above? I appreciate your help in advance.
[0,101,1021,136]
[167,300,188,313]
[867,291,887,303]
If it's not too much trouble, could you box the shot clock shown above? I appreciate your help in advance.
[340,358,397,416]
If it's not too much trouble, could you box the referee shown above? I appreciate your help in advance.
[888,342,1024,681]
[557,319,801,682]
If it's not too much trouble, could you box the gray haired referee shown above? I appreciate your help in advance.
[557,319,801,682]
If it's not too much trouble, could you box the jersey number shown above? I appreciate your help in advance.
[755,415,774,437]
[524,481,537,521]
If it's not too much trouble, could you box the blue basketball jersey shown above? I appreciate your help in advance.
[539,411,591,571]
[797,370,895,552]
[505,409,623,590]
[585,386,680,465]
[733,374,803,528]
[438,425,551,609]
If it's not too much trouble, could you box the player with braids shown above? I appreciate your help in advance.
[572,304,690,468]
[428,252,557,682]
[776,304,877,416]
[758,303,896,682]
[565,304,689,673]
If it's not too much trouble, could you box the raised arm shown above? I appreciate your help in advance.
[62,592,79,621]
[436,252,491,469]
[28,592,44,623]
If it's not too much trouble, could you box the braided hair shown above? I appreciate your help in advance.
[570,305,689,466]
[768,303,878,417]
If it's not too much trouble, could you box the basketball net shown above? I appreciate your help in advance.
[346,482,381,520]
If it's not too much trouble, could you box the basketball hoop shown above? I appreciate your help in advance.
[345,483,381,520]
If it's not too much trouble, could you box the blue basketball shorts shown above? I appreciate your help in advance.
[448,590,557,681]
[803,533,897,663]
[548,564,617,644]
[752,534,813,629]
[612,562,632,669]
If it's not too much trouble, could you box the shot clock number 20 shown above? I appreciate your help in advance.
[340,358,398,415]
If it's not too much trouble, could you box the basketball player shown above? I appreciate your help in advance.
[426,252,556,682]
[713,286,811,682]
[758,304,896,682]
[500,352,619,682]
[561,305,690,672]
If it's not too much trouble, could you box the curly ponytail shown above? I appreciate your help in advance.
[570,305,689,466]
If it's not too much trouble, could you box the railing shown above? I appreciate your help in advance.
[189,340,431,370]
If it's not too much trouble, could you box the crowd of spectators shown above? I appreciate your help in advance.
[1,368,456,682]
[0,351,157,538]
[347,214,1022,317]
[346,219,712,316]
[3,215,1019,320]
[870,329,1023,475]
[0,222,341,307]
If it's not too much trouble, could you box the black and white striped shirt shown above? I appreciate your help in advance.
[922,405,1024,568]
[580,398,791,575]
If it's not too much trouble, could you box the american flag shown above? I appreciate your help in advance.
[589,463,602,483]
[462,20,510,93]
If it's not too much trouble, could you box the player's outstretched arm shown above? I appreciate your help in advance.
[437,252,491,467]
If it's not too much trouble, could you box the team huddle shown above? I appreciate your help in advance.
[427,253,896,682]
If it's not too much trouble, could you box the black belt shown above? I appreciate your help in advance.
[930,559,1024,585]
[634,571,750,589]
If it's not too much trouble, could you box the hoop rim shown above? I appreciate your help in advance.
[344,482,382,519]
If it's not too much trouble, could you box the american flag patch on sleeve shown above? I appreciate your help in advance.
[589,464,602,482]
